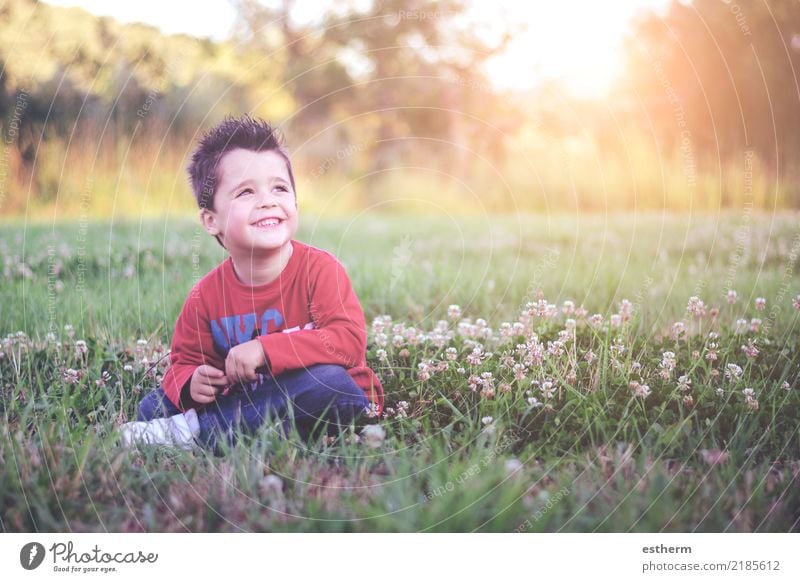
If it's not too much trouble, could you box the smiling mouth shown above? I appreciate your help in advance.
[252,217,284,229]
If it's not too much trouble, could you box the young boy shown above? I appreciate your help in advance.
[120,115,384,453]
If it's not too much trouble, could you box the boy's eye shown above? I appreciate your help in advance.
[236,188,254,198]
[275,185,289,193]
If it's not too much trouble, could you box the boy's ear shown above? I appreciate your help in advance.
[199,208,220,236]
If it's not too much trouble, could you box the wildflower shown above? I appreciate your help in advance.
[589,314,603,328]
[95,370,111,388]
[498,382,512,393]
[724,363,743,382]
[782,381,791,391]
[374,333,388,347]
[677,375,692,392]
[742,388,759,411]
[660,351,676,371]
[749,318,762,333]
[527,396,543,408]
[376,348,388,362]
[671,321,685,340]
[741,339,759,359]
[62,368,81,384]
[395,401,410,419]
[564,318,576,331]
[584,349,597,365]
[618,299,633,321]
[467,346,485,366]
[123,364,133,372]
[392,334,405,348]
[562,300,575,315]
[691,350,700,360]
[64,324,75,339]
[575,305,588,318]
[398,348,410,359]
[629,381,651,399]
[361,424,386,448]
[481,416,493,425]
[716,387,724,397]
[705,342,718,361]
[610,314,622,328]
[683,394,694,407]
[687,296,706,317]
[539,380,556,399]
[793,294,800,310]
[365,403,380,418]
[565,370,577,384]
[546,340,564,358]
[75,340,88,355]
[726,290,738,304]
[513,363,527,381]
[734,318,748,334]
[456,367,466,375]
[754,297,766,311]
[417,361,431,382]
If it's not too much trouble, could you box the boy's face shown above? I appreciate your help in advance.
[201,148,298,259]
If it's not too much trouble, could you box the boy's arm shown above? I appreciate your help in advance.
[258,255,367,376]
[162,291,221,411]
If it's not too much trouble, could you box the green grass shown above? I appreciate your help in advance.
[1,211,799,531]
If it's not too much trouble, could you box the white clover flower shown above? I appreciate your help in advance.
[741,339,759,359]
[726,289,738,304]
[618,298,634,321]
[687,296,706,317]
[361,424,386,448]
[724,363,743,382]
[481,416,493,425]
[754,297,766,311]
[527,396,543,408]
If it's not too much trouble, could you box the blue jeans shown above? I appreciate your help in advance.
[137,364,370,452]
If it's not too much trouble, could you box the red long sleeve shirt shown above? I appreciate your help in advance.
[161,239,384,416]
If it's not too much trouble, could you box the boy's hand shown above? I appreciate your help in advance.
[189,365,228,404]
[224,339,267,385]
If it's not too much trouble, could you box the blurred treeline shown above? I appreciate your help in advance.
[0,0,798,218]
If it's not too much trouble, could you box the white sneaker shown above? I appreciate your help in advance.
[120,409,201,451]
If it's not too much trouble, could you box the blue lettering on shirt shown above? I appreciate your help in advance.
[210,309,284,355]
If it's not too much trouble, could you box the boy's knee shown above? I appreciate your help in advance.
[307,364,364,398]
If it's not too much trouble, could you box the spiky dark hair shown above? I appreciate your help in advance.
[187,114,295,211]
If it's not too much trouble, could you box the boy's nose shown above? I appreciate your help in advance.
[255,190,278,207]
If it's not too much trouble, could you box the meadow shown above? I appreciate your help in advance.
[1,211,799,532]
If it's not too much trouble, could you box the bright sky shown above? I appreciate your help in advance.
[44,0,671,97]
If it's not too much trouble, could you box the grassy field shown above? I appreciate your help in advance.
[1,211,799,532]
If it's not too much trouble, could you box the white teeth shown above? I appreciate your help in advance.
[255,218,280,227]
